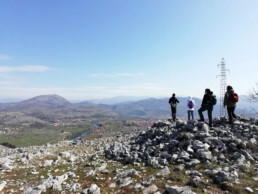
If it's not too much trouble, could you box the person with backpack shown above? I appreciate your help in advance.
[224,85,238,124]
[198,88,216,127]
[168,93,179,122]
[187,96,195,120]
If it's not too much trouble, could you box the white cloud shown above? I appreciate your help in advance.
[0,65,53,72]
[0,55,12,60]
[90,72,145,78]
[0,75,26,86]
[0,81,20,86]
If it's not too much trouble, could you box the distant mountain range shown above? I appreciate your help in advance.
[105,97,201,118]
[0,95,118,123]
[104,96,257,119]
[88,96,148,105]
[0,94,256,126]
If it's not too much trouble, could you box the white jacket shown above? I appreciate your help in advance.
[187,97,195,111]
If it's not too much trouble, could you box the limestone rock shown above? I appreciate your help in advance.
[82,184,100,194]
[143,184,158,194]
[117,177,133,187]
[166,185,196,194]
[156,166,170,177]
[0,181,7,192]
[134,183,144,191]
[142,175,155,186]
[245,187,254,193]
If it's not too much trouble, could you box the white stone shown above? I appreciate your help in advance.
[59,152,71,158]
[109,183,116,188]
[143,184,158,194]
[245,187,253,193]
[252,177,258,181]
[156,166,170,177]
[0,181,7,191]
[43,160,53,167]
[166,185,196,194]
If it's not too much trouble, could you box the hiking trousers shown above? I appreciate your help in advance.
[171,107,177,121]
[227,107,236,122]
[188,110,194,120]
[198,104,213,125]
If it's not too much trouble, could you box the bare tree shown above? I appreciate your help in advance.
[248,82,258,103]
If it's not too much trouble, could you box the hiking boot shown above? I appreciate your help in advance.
[198,119,204,122]
[209,123,213,127]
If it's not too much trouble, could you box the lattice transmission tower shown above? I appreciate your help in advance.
[217,58,229,117]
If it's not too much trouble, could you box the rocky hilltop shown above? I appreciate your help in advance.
[0,117,258,193]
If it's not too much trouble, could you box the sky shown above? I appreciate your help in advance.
[0,0,258,101]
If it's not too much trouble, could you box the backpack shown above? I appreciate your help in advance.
[170,98,177,108]
[188,100,194,109]
[231,92,239,102]
[210,94,217,105]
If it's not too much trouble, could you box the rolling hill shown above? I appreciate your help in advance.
[0,112,48,127]
[0,95,119,122]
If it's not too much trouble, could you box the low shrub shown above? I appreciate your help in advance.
[1,142,16,149]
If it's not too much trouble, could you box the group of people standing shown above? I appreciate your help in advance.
[169,85,238,127]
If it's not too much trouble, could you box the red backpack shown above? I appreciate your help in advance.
[231,93,239,102]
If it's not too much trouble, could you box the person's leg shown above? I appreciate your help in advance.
[227,107,231,121]
[227,107,233,123]
[198,106,206,121]
[232,107,237,119]
[172,107,176,121]
[208,106,213,126]
[188,110,190,120]
[191,110,194,120]
[174,107,176,121]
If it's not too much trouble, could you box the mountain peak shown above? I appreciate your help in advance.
[26,94,68,101]
[19,94,71,109]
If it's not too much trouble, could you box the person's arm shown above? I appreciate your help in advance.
[223,93,227,107]
[176,98,179,103]
[168,98,171,103]
[201,95,207,106]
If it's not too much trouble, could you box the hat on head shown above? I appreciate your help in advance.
[227,85,233,90]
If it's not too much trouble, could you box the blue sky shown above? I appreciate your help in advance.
[0,0,257,100]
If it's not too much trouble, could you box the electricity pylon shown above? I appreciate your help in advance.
[217,58,230,117]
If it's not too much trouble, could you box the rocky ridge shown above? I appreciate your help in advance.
[104,117,258,192]
[0,116,257,193]
[105,117,258,168]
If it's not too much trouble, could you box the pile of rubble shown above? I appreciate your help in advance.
[105,117,258,183]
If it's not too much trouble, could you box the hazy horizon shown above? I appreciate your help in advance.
[0,93,253,104]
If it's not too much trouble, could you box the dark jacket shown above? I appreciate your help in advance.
[201,93,211,107]
[169,97,179,107]
[224,89,237,108]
